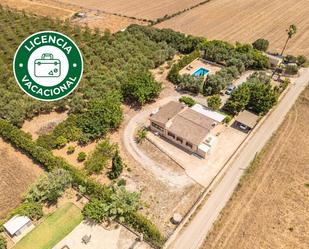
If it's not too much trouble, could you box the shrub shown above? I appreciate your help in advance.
[67,146,75,154]
[179,96,196,107]
[82,198,108,223]
[223,115,232,124]
[125,212,166,248]
[285,64,299,75]
[108,150,123,180]
[296,55,307,66]
[83,186,141,223]
[10,201,43,220]
[252,38,269,52]
[55,136,67,149]
[26,168,72,203]
[0,235,6,249]
[136,128,147,143]
[207,95,222,110]
[117,179,126,186]
[77,152,87,162]
[84,140,116,174]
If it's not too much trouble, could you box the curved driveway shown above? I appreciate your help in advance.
[123,95,195,188]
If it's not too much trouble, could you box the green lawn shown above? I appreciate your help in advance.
[14,202,83,249]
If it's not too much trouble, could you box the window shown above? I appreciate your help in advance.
[186,142,193,149]
[167,132,175,139]
[176,137,183,143]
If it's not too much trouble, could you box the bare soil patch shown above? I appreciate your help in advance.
[202,87,309,249]
[21,111,68,140]
[156,0,309,57]
[0,138,44,220]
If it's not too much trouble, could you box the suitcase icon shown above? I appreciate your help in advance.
[34,53,61,77]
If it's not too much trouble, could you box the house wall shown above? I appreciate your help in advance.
[150,121,202,156]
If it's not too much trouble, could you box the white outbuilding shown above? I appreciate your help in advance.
[3,215,32,238]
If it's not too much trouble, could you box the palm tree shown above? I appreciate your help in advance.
[280,24,297,56]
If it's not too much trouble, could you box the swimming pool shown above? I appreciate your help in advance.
[192,67,209,77]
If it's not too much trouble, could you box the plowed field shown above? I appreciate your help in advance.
[157,0,309,56]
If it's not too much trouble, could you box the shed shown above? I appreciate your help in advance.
[3,215,32,237]
[235,110,259,129]
[191,104,225,123]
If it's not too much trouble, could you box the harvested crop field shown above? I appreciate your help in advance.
[1,0,147,33]
[156,0,309,56]
[51,0,206,20]
[202,87,309,249]
[0,138,44,219]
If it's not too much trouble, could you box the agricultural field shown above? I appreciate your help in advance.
[1,0,147,32]
[202,86,309,249]
[0,138,43,220]
[50,0,206,20]
[156,0,309,57]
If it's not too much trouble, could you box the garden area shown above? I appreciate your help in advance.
[13,203,82,249]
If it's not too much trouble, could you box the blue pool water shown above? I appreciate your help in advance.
[192,67,209,77]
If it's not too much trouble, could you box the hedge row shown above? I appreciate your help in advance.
[0,119,165,247]
[125,212,166,248]
[167,50,201,84]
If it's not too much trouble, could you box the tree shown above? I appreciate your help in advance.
[252,39,269,52]
[207,95,222,110]
[247,82,278,114]
[281,24,297,56]
[178,74,204,94]
[11,201,43,220]
[108,150,123,180]
[26,169,72,203]
[121,71,161,105]
[77,91,123,140]
[225,84,251,114]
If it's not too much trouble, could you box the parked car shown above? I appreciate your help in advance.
[225,84,236,95]
[239,124,248,130]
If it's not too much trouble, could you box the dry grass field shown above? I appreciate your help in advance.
[53,0,205,20]
[156,0,309,56]
[0,138,44,220]
[202,87,309,249]
[1,0,148,33]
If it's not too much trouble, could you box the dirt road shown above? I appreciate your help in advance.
[167,68,309,249]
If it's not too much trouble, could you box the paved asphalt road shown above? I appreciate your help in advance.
[169,68,309,249]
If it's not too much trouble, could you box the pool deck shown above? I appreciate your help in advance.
[179,58,221,78]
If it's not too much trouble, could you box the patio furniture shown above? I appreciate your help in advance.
[82,234,91,244]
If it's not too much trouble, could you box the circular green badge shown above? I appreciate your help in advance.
[13,31,83,101]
